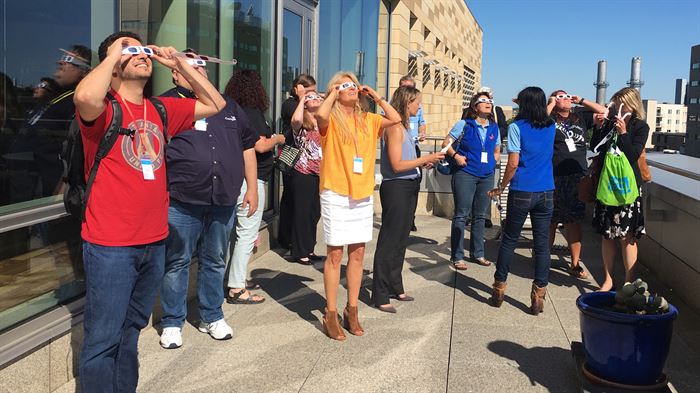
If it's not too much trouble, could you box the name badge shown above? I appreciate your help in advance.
[353,157,363,174]
[141,157,155,180]
[410,122,416,130]
[481,151,489,163]
[565,138,576,152]
[194,119,207,131]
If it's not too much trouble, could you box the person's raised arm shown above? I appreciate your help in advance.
[290,90,307,132]
[315,87,337,135]
[149,46,225,120]
[386,124,444,172]
[360,86,401,129]
[546,96,556,116]
[572,95,606,114]
[74,38,128,121]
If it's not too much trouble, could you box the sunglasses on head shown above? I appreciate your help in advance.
[475,97,494,104]
[556,94,572,100]
[305,94,323,101]
[338,82,357,91]
[58,54,90,68]
[122,46,155,56]
[186,59,207,67]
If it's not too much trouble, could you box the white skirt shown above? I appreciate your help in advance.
[320,189,374,246]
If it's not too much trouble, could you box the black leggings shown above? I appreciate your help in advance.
[290,171,320,259]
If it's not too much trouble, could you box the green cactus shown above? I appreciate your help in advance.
[613,279,669,315]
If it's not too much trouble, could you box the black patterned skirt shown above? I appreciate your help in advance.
[592,187,645,239]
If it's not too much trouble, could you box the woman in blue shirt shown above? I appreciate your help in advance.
[442,92,501,270]
[488,86,555,315]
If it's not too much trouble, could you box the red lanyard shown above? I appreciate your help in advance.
[119,94,156,159]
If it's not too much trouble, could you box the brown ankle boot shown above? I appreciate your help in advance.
[323,309,346,341]
[491,281,507,307]
[343,305,364,336]
[530,283,547,315]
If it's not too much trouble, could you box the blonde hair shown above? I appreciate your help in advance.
[326,71,369,143]
[611,87,645,119]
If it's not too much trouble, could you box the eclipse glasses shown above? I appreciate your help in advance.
[475,97,494,104]
[121,46,236,65]
[305,94,324,101]
[338,82,358,91]
[556,94,573,100]
[58,54,90,69]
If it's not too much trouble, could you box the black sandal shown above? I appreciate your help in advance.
[226,289,265,304]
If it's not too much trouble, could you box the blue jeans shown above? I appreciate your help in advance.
[494,190,554,287]
[161,200,235,328]
[450,171,494,261]
[80,240,165,393]
[227,179,266,289]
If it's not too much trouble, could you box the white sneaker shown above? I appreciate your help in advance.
[160,327,182,349]
[198,319,233,340]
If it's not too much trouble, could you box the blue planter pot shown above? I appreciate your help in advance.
[576,291,678,386]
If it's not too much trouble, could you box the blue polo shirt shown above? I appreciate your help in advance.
[161,87,257,206]
[407,105,426,145]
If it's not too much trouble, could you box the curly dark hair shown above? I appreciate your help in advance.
[223,69,269,111]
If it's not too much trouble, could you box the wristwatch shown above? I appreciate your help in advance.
[579,98,585,105]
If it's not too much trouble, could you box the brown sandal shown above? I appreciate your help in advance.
[453,261,469,270]
[322,309,346,341]
[343,305,364,336]
[473,257,492,266]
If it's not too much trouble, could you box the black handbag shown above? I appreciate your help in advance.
[274,144,301,174]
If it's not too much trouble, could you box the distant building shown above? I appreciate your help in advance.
[685,45,700,157]
[643,100,687,150]
[499,105,513,121]
[675,78,688,105]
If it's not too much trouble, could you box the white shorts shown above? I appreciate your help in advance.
[320,189,374,246]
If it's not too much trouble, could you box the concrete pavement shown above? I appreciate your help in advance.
[55,214,700,393]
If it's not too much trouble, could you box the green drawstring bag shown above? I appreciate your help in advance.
[596,138,639,206]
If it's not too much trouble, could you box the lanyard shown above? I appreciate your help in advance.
[119,95,157,160]
[50,90,74,106]
[351,115,361,158]
[475,119,488,151]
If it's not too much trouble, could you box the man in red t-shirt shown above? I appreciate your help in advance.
[73,31,225,393]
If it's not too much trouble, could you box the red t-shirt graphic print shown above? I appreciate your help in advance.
[78,91,195,246]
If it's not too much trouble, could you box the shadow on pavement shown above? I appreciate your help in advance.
[487,340,577,392]
[250,268,326,333]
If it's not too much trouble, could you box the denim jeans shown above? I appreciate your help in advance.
[450,171,494,261]
[160,199,235,328]
[227,179,266,289]
[80,240,165,393]
[494,190,554,287]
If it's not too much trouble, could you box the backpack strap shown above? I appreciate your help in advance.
[81,92,125,220]
[148,96,169,141]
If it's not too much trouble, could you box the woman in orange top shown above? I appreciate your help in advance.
[315,71,401,340]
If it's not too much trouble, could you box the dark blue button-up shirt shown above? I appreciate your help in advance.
[161,87,257,206]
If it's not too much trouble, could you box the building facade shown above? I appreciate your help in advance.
[684,44,700,158]
[0,0,482,390]
[675,78,688,105]
[643,100,687,149]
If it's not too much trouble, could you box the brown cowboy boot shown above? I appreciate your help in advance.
[491,281,507,307]
[343,304,364,336]
[323,309,346,341]
[530,283,547,315]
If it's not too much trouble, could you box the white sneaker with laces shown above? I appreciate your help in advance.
[198,319,233,340]
[160,327,182,349]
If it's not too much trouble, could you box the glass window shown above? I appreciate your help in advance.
[0,0,116,332]
[691,98,698,104]
[692,63,699,70]
[691,80,699,87]
[318,0,379,88]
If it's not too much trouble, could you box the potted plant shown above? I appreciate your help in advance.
[576,279,678,387]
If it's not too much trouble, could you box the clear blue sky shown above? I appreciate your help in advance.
[466,0,700,106]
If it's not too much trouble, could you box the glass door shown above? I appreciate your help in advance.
[281,0,315,103]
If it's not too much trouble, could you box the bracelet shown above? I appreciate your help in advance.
[579,98,585,105]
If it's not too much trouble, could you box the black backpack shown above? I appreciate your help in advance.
[61,92,168,221]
